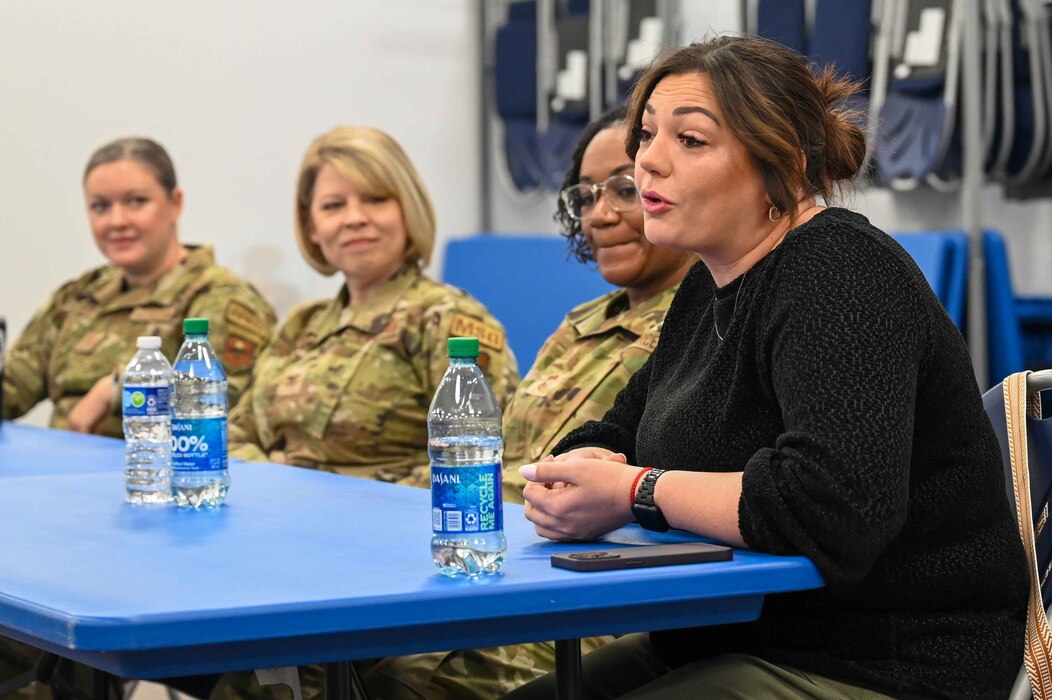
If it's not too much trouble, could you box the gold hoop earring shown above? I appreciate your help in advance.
[768,205,781,222]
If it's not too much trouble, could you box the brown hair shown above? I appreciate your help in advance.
[626,35,866,217]
[83,137,178,196]
[295,126,436,275]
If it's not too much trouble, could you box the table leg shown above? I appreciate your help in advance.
[325,661,370,700]
[324,662,350,700]
[92,668,108,699]
[555,638,582,700]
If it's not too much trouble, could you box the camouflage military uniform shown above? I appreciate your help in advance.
[2,245,276,437]
[352,286,679,700]
[502,285,677,503]
[228,263,518,482]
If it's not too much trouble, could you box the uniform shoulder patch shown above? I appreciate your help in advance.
[222,336,258,372]
[450,313,505,351]
[635,332,659,353]
[226,299,271,346]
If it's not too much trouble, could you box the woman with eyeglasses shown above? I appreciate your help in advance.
[500,106,694,505]
[357,108,693,700]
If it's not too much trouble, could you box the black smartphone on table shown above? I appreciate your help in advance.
[551,542,732,572]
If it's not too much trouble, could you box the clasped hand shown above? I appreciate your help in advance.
[518,447,642,541]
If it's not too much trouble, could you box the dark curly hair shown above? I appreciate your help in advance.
[555,106,629,264]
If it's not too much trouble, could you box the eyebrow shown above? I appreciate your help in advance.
[644,102,721,126]
[580,163,633,184]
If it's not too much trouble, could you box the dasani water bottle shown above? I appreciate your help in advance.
[171,318,229,508]
[428,337,506,576]
[122,336,173,504]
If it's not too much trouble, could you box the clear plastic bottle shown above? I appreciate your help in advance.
[122,336,173,504]
[171,318,229,508]
[428,337,506,576]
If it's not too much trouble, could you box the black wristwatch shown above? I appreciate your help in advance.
[631,468,669,532]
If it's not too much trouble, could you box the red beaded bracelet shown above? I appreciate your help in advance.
[629,467,654,508]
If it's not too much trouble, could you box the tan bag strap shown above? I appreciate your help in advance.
[1004,371,1052,699]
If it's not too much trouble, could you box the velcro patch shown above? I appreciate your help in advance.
[222,336,258,371]
[129,306,180,322]
[450,314,505,351]
[635,332,659,353]
[226,300,270,346]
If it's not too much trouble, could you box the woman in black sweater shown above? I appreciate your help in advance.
[509,36,1027,700]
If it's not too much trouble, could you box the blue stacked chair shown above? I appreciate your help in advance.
[756,0,807,54]
[495,1,545,191]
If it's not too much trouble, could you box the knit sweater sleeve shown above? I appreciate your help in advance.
[550,352,653,464]
[739,232,932,589]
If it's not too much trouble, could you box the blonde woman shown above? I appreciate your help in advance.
[228,126,518,481]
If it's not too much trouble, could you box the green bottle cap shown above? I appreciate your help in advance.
[183,318,209,335]
[447,337,480,358]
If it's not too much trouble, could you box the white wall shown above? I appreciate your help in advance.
[1,0,481,336]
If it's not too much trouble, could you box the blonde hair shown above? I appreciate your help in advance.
[295,126,436,275]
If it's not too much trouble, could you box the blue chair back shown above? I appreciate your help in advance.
[890,230,969,330]
[442,235,616,370]
[985,230,1026,388]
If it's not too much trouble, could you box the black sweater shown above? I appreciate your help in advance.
[554,208,1028,699]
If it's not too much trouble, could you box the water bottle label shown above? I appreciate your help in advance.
[171,417,227,472]
[122,386,170,417]
[430,462,503,534]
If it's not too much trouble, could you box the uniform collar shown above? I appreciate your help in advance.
[569,284,677,339]
[91,245,215,311]
[333,263,422,335]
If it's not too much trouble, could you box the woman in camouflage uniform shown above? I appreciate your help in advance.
[227,126,518,481]
[212,127,518,700]
[0,139,276,698]
[359,109,694,700]
[1,137,275,438]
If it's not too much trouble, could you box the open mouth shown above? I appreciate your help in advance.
[640,190,673,215]
[641,190,668,206]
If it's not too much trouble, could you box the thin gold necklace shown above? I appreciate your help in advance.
[713,268,747,342]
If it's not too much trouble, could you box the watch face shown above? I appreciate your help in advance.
[632,503,670,533]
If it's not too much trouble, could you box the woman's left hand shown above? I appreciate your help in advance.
[67,374,116,434]
[519,457,643,541]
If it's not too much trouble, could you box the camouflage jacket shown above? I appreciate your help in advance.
[1,245,276,438]
[228,264,519,482]
[501,284,678,504]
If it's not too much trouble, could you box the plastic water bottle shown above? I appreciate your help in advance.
[171,318,229,508]
[122,336,173,504]
[428,337,506,576]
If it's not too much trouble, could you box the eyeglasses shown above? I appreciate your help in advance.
[559,174,640,221]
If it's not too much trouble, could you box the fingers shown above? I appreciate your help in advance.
[523,500,578,541]
[520,460,574,485]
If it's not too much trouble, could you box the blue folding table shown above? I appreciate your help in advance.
[0,423,823,699]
